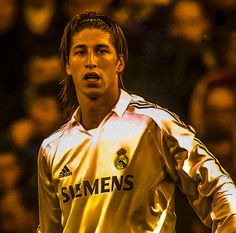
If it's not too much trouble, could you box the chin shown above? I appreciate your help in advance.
[86,90,102,100]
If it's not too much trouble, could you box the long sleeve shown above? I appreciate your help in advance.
[160,116,236,232]
[38,145,63,233]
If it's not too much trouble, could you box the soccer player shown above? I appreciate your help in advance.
[37,11,236,233]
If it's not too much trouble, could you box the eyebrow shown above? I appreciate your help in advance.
[71,44,111,50]
[95,44,110,49]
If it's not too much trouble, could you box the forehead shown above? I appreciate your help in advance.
[71,28,113,48]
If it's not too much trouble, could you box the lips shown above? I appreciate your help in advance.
[84,72,100,82]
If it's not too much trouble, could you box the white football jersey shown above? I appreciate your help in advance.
[38,90,236,233]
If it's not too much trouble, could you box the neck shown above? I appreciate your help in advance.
[79,90,120,130]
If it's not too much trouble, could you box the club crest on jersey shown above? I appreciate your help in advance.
[114,148,129,170]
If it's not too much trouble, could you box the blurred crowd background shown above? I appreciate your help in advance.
[0,0,235,232]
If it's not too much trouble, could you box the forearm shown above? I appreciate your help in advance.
[211,182,236,233]
[215,214,236,233]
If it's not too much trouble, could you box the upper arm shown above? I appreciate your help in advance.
[38,146,63,233]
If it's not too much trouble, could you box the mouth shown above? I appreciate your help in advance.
[83,72,100,82]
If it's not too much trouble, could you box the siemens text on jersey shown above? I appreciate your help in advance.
[61,175,134,203]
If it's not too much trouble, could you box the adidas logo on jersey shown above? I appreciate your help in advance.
[58,165,72,178]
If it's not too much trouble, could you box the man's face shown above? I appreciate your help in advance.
[66,28,124,102]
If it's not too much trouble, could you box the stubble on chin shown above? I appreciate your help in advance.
[85,89,102,101]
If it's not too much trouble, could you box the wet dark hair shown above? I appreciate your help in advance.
[59,11,128,118]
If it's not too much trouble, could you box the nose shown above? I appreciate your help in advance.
[85,51,97,69]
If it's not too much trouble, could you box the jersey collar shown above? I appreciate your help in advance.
[111,89,133,117]
[71,89,133,125]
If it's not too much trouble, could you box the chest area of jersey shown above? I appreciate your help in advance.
[54,117,163,202]
[58,118,150,177]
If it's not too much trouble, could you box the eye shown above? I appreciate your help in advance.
[97,48,108,55]
[74,49,86,56]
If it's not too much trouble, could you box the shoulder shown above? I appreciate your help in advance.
[40,121,70,152]
[38,122,71,169]
[128,93,195,136]
[129,94,183,124]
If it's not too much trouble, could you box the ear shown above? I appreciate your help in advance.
[66,63,72,76]
[116,55,125,73]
